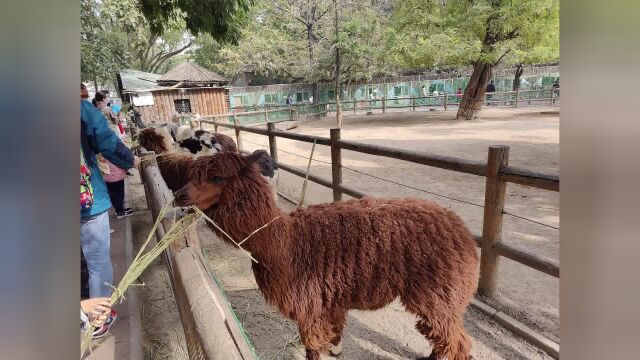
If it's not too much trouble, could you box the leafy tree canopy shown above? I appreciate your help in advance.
[138,0,252,43]
[389,0,559,69]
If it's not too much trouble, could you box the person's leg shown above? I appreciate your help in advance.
[80,211,113,298]
[105,181,124,213]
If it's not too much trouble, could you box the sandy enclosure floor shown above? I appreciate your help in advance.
[209,106,559,345]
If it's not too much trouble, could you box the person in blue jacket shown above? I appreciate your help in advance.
[81,84,140,300]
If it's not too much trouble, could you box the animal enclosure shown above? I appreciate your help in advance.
[194,109,560,358]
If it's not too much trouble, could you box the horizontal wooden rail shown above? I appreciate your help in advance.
[210,120,332,146]
[338,139,487,176]
[473,234,559,278]
[499,166,559,192]
[277,162,366,199]
[495,242,560,278]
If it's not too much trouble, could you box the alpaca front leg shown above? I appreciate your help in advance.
[416,351,438,360]
[329,335,343,357]
[305,348,321,360]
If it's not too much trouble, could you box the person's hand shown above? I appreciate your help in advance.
[133,156,141,168]
[81,298,111,327]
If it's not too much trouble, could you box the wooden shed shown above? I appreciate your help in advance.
[118,63,230,124]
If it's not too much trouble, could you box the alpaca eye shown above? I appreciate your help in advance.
[210,176,225,184]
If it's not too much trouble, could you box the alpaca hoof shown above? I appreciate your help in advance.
[416,351,438,360]
[329,340,343,357]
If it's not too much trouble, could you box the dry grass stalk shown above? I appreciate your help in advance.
[80,203,202,358]
[297,139,317,208]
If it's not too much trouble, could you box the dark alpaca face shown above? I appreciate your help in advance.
[174,180,224,209]
[174,150,271,209]
[179,138,203,154]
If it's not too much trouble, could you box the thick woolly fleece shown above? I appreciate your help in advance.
[190,152,478,360]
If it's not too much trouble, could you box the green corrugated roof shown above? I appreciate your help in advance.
[119,69,164,93]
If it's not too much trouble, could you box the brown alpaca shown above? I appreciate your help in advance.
[138,127,240,191]
[137,128,192,191]
[175,152,479,360]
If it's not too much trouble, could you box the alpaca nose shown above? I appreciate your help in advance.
[174,189,190,206]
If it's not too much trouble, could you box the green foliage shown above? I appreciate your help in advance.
[101,0,194,73]
[389,0,559,68]
[138,0,252,43]
[210,0,394,84]
[81,0,128,87]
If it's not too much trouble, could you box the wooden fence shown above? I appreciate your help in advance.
[194,118,560,358]
[139,150,257,360]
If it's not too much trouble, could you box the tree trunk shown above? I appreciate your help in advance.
[311,82,319,104]
[93,78,99,93]
[307,24,315,60]
[512,64,524,91]
[456,62,493,120]
[333,0,342,128]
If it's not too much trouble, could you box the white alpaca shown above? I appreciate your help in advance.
[175,125,194,143]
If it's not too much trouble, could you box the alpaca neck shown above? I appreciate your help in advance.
[213,175,290,267]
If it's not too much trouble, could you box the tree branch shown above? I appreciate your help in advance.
[148,40,193,72]
[316,8,330,21]
[492,49,511,67]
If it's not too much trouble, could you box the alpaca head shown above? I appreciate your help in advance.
[178,137,204,154]
[194,130,219,151]
[139,128,169,154]
[174,150,274,210]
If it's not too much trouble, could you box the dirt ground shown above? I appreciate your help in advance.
[131,106,559,359]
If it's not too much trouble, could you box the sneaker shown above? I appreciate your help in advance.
[105,309,118,327]
[116,208,133,219]
[81,322,110,339]
[91,324,110,339]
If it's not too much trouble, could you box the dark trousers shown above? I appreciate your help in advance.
[106,180,125,213]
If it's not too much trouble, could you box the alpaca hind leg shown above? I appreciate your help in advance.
[329,310,347,357]
[415,316,472,360]
[298,317,334,360]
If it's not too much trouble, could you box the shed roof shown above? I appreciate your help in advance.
[119,69,164,93]
[157,62,228,86]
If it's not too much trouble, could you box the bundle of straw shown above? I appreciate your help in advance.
[80,204,202,358]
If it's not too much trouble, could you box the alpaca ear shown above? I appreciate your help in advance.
[244,150,276,177]
[244,149,269,166]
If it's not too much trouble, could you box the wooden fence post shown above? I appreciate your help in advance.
[549,89,554,106]
[515,89,520,108]
[265,108,269,123]
[382,96,386,113]
[354,100,357,115]
[330,128,343,202]
[478,145,510,298]
[214,123,219,133]
[412,97,416,111]
[267,122,278,163]
[444,93,448,111]
[233,114,242,151]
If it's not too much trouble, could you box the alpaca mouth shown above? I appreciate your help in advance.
[174,192,192,207]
